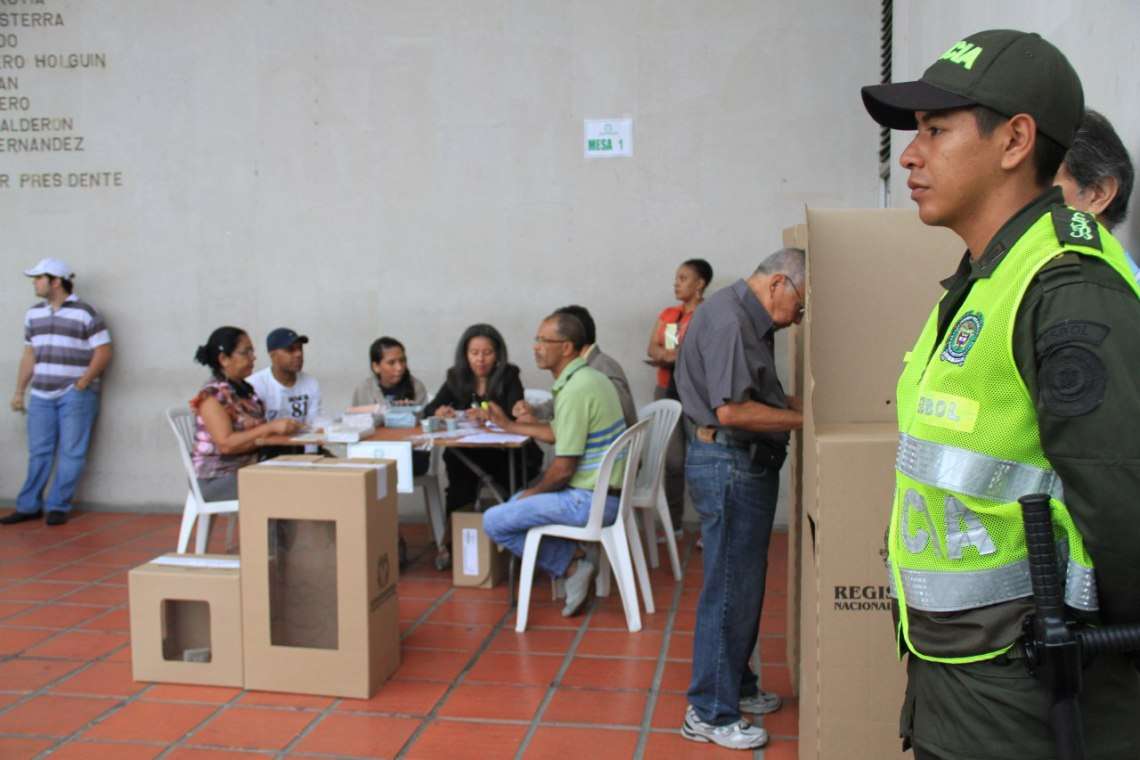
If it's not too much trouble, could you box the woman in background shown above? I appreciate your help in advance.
[351,336,429,408]
[645,258,712,539]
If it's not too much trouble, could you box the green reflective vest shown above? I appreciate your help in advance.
[889,208,1140,664]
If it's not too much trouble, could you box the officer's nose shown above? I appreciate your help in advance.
[900,137,922,171]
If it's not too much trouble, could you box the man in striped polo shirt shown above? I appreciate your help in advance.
[5,259,113,526]
[482,311,627,617]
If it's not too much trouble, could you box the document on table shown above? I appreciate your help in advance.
[458,432,529,444]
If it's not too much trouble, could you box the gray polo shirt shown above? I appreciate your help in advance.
[674,278,789,450]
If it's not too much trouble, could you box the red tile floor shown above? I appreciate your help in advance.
[0,511,796,759]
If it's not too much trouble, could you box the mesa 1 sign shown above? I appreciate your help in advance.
[583,118,632,158]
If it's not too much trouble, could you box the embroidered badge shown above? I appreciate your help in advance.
[1069,211,1095,241]
[1051,206,1102,250]
[941,311,984,366]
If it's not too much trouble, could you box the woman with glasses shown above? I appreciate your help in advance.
[190,326,301,502]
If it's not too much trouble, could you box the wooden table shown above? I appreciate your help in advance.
[264,424,533,495]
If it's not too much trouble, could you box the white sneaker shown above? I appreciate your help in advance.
[561,555,596,617]
[739,690,782,715]
[656,528,683,544]
[681,705,768,750]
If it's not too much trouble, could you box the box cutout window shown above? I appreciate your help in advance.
[268,518,338,649]
[161,599,212,662]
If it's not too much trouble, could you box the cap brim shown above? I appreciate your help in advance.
[861,80,976,130]
[23,269,42,277]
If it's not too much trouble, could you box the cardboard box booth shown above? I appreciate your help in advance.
[793,209,962,760]
[451,510,509,588]
[238,455,400,698]
[129,554,244,687]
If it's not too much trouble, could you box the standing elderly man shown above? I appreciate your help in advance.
[5,259,112,526]
[482,311,627,617]
[673,248,804,750]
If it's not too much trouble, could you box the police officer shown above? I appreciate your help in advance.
[861,30,1140,759]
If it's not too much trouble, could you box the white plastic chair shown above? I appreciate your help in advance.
[630,399,684,580]
[524,388,555,472]
[167,407,239,554]
[514,418,653,633]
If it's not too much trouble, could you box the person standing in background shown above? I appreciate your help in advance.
[5,259,112,527]
[646,258,712,538]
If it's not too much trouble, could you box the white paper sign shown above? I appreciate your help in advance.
[462,528,480,576]
[584,118,633,158]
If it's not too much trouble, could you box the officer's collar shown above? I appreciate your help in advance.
[940,186,1064,289]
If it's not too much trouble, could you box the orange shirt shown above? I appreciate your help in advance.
[654,305,696,388]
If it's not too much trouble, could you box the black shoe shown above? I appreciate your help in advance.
[0,510,42,525]
[45,511,69,526]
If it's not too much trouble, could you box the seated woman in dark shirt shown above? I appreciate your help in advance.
[425,323,541,569]
[352,336,430,476]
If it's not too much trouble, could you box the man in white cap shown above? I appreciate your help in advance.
[5,259,112,526]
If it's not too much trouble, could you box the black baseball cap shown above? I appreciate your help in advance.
[266,327,309,352]
[862,29,1084,148]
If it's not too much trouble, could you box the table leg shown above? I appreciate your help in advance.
[508,449,517,495]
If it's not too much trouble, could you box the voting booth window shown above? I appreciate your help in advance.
[161,599,212,663]
[268,518,339,649]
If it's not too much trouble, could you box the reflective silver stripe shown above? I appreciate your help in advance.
[1065,560,1099,612]
[896,556,1098,612]
[896,434,1064,503]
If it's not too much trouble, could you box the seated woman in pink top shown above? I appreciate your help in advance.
[190,326,300,502]
[645,258,712,535]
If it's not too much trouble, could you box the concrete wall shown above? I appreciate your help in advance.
[890,2,1140,255]
[0,0,882,524]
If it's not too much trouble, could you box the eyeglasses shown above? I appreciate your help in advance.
[533,336,569,345]
[784,278,806,319]
[233,347,256,357]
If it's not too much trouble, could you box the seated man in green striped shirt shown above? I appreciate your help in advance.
[482,311,627,616]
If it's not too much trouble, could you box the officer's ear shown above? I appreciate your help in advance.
[998,113,1036,175]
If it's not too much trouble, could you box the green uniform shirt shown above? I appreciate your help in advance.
[551,357,627,491]
[903,187,1140,759]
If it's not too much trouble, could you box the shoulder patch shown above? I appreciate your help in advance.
[1051,207,1102,251]
[1036,320,1110,356]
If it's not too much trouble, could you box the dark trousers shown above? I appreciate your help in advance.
[684,434,780,726]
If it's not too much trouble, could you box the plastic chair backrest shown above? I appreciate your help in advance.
[167,406,207,504]
[524,388,553,407]
[582,418,650,534]
[634,399,682,493]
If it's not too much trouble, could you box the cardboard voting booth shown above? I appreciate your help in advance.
[792,209,962,760]
[128,554,244,687]
[451,510,508,588]
[237,455,401,698]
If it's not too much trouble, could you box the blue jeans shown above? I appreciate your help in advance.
[685,436,780,726]
[16,388,101,514]
[483,488,619,578]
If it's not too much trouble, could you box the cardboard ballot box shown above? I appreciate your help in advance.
[793,209,962,760]
[238,455,400,698]
[451,510,508,588]
[129,554,243,687]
